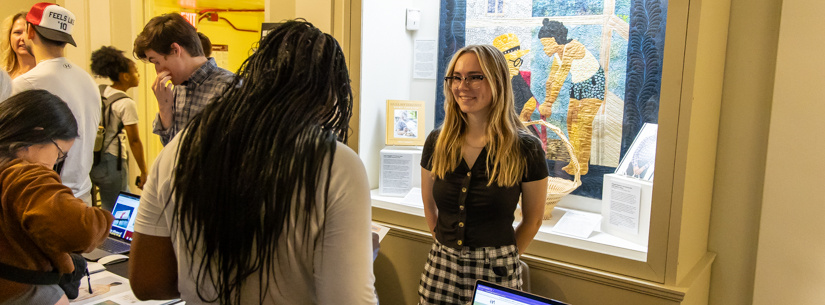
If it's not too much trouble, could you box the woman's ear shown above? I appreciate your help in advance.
[119,72,131,83]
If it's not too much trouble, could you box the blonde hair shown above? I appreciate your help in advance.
[1,12,27,76]
[431,45,528,187]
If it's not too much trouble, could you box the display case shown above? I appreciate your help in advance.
[358,0,727,303]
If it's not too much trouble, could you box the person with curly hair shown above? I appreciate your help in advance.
[89,46,148,210]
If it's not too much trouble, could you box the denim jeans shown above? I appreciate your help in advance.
[89,153,128,211]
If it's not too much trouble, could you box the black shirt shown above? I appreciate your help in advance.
[421,129,549,249]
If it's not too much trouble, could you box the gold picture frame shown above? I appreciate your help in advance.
[386,100,425,146]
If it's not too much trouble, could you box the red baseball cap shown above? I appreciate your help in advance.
[26,3,77,47]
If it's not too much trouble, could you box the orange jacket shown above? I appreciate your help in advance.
[0,159,114,301]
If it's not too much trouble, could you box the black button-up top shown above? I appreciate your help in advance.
[421,129,549,250]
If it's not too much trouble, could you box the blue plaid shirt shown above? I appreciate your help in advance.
[153,58,235,145]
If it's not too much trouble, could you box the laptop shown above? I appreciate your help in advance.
[472,280,570,305]
[82,192,141,261]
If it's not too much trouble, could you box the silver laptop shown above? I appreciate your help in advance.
[472,280,570,305]
[82,192,140,261]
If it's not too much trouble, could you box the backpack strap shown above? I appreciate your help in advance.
[0,260,62,285]
[99,85,132,170]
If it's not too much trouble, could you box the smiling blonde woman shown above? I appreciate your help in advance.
[418,45,549,304]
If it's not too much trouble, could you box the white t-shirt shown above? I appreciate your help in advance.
[0,70,10,101]
[100,86,139,158]
[11,57,100,204]
[135,134,378,305]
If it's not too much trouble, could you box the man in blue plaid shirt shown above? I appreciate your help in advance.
[133,13,234,145]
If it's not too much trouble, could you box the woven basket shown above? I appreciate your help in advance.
[524,120,582,220]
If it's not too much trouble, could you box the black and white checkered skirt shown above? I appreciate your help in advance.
[418,240,522,305]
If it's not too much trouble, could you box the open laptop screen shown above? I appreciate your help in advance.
[108,192,140,242]
[473,280,569,305]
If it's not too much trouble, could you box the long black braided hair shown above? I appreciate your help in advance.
[171,19,352,304]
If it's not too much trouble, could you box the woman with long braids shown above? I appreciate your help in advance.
[128,20,377,304]
[418,45,549,304]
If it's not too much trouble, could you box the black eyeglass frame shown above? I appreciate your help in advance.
[444,75,486,89]
[50,139,68,163]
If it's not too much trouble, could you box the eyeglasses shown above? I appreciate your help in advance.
[444,75,485,89]
[50,139,68,163]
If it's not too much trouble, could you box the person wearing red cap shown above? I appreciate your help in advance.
[10,3,100,206]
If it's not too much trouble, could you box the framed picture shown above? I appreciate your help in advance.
[615,123,658,181]
[386,100,425,146]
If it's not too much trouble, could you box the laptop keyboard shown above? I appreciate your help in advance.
[100,238,130,253]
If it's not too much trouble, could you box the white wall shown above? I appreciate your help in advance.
[359,0,440,188]
[752,0,825,303]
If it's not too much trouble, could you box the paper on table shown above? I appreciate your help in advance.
[399,187,423,208]
[87,262,105,274]
[71,271,179,305]
[371,222,391,243]
[88,291,177,305]
[551,210,601,239]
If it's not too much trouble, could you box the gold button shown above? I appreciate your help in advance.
[467,172,471,177]
[459,222,464,227]
[460,205,464,210]
[462,187,467,192]
[457,240,463,246]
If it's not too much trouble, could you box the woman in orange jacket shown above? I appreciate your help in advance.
[0,90,114,304]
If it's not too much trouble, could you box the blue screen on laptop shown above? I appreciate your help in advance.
[108,193,140,241]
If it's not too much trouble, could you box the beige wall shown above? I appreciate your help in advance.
[0,1,39,26]
[752,0,825,303]
[707,0,781,303]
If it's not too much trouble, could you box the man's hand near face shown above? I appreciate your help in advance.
[152,70,174,129]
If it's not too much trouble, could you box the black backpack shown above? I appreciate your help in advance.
[92,85,130,170]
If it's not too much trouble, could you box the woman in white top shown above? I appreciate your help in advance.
[89,46,148,211]
[129,20,377,304]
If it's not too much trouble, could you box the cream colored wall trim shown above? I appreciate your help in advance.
[666,0,730,285]
[375,218,712,303]
[524,255,687,302]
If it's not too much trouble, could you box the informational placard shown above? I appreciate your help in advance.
[211,44,229,70]
[413,39,437,79]
[600,173,653,247]
[606,180,642,233]
[379,148,422,196]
